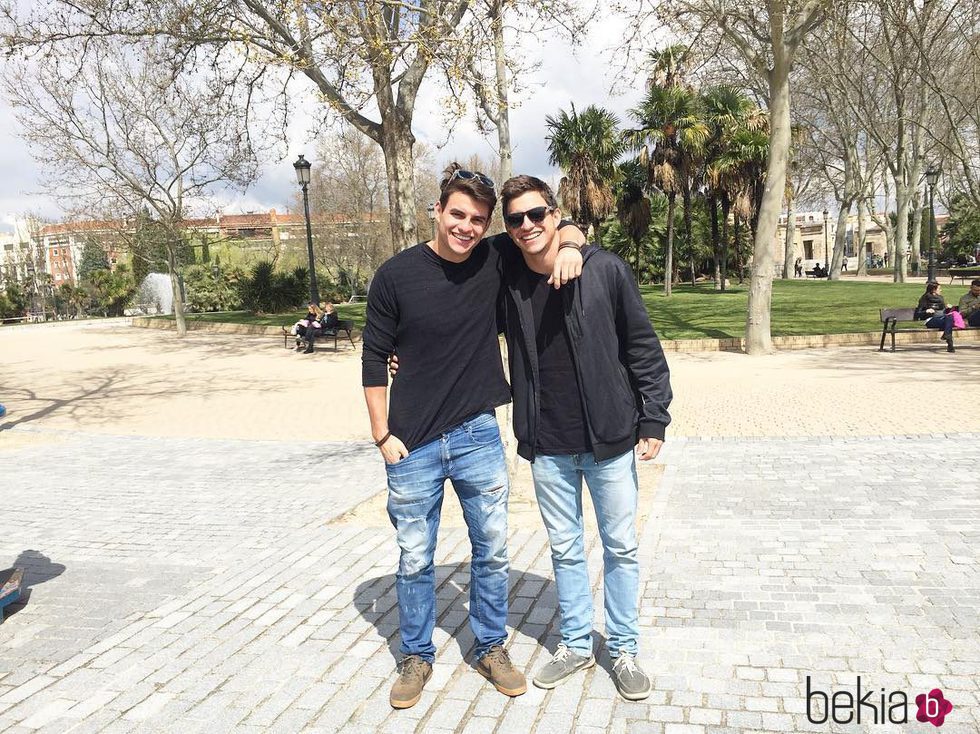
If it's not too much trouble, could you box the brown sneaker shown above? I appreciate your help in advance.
[389,655,432,709]
[476,645,527,696]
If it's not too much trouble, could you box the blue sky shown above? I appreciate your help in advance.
[0,12,645,232]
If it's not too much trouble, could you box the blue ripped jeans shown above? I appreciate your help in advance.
[385,411,510,663]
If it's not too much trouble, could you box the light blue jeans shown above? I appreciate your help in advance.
[531,450,640,658]
[385,411,510,663]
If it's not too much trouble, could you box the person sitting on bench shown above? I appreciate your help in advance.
[957,279,980,327]
[915,281,955,353]
[299,302,341,354]
[812,263,827,278]
[294,302,322,352]
[318,302,340,335]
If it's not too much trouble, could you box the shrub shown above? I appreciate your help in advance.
[240,261,310,313]
[183,264,245,313]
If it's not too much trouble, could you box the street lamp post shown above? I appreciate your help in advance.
[426,203,437,241]
[925,167,941,283]
[822,208,830,274]
[293,154,320,304]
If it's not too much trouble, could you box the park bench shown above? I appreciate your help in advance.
[947,267,980,284]
[0,568,23,623]
[281,319,356,351]
[878,308,980,352]
[805,269,827,279]
[1,316,30,325]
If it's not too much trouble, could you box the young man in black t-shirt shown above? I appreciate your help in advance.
[498,175,672,701]
[361,165,584,709]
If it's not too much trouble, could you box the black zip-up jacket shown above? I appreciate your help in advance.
[915,292,946,320]
[501,244,672,462]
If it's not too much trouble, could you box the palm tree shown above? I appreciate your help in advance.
[545,104,624,236]
[702,85,756,290]
[627,84,708,295]
[703,95,769,286]
[646,45,690,89]
[715,126,769,283]
[615,160,651,283]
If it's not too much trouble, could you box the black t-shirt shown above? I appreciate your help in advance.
[361,239,513,451]
[528,272,592,455]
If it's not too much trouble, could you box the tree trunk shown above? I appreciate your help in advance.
[380,123,418,253]
[166,243,186,337]
[664,194,676,296]
[490,0,512,183]
[856,198,869,276]
[745,55,792,355]
[893,174,911,282]
[635,238,642,285]
[720,196,731,291]
[829,201,851,280]
[910,186,923,275]
[734,216,743,284]
[710,195,722,290]
[683,186,694,286]
[782,197,795,279]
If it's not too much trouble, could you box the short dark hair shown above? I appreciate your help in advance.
[500,175,558,213]
[438,162,496,213]
[972,278,980,287]
[926,281,940,294]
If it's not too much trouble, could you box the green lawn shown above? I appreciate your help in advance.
[640,279,935,340]
[158,279,951,341]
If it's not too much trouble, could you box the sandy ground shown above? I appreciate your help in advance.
[2,321,976,443]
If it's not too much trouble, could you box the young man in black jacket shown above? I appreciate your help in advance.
[498,175,672,700]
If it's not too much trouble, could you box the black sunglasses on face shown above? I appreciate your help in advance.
[503,206,554,228]
[447,168,495,190]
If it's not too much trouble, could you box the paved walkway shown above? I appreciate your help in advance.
[2,427,978,733]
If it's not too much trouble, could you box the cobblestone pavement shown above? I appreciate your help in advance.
[1,428,978,733]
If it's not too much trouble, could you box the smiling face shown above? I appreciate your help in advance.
[503,191,561,260]
[433,191,491,263]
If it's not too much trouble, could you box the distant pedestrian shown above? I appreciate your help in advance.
[794,257,803,278]
[841,258,848,272]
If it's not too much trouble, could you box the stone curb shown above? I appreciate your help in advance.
[659,328,980,352]
[131,316,979,353]
[130,316,359,339]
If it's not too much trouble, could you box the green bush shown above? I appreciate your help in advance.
[85,265,137,317]
[240,261,309,313]
[184,264,245,313]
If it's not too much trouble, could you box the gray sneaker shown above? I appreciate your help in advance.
[532,644,595,689]
[611,653,651,700]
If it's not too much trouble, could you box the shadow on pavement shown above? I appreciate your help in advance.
[354,566,557,664]
[0,367,291,433]
[2,549,66,620]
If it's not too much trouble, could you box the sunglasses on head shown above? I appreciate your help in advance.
[503,206,555,228]
[447,168,495,190]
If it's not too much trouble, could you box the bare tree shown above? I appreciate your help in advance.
[464,0,594,182]
[306,126,389,299]
[3,1,520,254]
[4,42,257,336]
